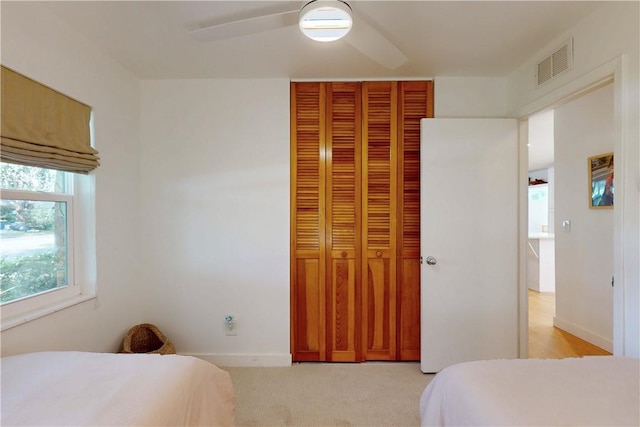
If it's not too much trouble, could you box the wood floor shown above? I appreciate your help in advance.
[528,290,611,359]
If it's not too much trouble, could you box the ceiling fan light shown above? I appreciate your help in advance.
[299,0,353,42]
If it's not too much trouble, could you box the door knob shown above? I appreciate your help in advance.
[425,256,437,265]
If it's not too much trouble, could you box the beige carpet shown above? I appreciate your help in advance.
[223,362,434,427]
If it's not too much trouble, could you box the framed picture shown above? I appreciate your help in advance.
[588,152,614,209]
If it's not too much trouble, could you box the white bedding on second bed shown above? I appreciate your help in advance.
[419,356,639,427]
[1,351,235,426]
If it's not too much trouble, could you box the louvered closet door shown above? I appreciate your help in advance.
[397,81,433,360]
[291,82,327,361]
[291,81,433,362]
[362,82,398,360]
[325,82,362,362]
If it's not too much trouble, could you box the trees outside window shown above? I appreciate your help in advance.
[0,163,72,305]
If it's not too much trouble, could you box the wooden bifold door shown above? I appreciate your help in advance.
[290,81,433,362]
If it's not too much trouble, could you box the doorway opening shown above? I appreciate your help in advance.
[526,83,614,359]
[526,110,558,357]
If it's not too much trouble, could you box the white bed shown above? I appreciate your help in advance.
[420,356,639,427]
[1,351,235,426]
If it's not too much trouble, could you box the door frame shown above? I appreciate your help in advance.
[516,56,628,357]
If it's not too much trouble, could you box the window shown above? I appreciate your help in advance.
[0,163,88,323]
[0,67,98,328]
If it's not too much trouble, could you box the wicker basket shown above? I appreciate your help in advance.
[121,323,176,355]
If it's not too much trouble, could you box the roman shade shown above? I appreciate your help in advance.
[1,66,99,174]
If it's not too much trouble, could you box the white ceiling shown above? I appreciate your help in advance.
[32,0,601,171]
[39,1,604,80]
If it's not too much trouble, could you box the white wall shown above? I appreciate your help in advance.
[434,77,507,117]
[135,77,500,367]
[547,167,555,235]
[0,2,143,355]
[134,77,503,366]
[139,80,291,366]
[507,2,639,357]
[554,84,614,351]
[528,109,555,172]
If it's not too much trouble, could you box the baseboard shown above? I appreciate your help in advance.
[182,353,292,367]
[553,316,613,352]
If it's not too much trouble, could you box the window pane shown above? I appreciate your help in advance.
[0,200,68,304]
[0,163,68,193]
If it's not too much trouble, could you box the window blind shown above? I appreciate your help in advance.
[1,66,99,174]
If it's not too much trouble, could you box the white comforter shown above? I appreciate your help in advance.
[420,356,639,426]
[1,351,235,426]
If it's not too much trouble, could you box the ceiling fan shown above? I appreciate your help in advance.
[187,0,408,70]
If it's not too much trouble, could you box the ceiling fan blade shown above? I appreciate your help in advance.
[188,9,298,42]
[344,16,408,70]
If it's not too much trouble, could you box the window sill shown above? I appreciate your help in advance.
[1,294,96,332]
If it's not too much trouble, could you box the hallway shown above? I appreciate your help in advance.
[528,290,611,358]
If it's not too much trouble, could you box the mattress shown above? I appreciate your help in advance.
[419,356,639,426]
[1,351,235,426]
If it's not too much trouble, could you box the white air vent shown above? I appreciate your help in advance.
[536,38,573,87]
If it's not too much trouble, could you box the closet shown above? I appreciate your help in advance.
[290,81,433,362]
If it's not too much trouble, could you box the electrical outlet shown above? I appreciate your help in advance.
[223,315,237,336]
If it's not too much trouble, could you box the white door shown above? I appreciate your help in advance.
[420,118,519,373]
